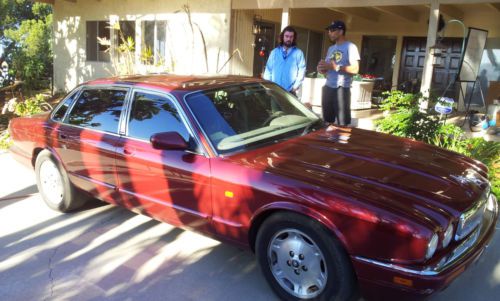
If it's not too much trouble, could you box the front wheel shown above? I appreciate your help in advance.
[35,150,87,212]
[256,212,356,301]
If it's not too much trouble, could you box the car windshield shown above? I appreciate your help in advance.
[185,82,320,155]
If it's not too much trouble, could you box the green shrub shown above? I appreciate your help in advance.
[0,131,12,150]
[14,94,49,117]
[464,138,500,197]
[432,123,468,154]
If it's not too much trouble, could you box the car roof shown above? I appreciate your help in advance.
[85,74,265,93]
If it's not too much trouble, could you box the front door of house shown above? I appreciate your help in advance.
[253,21,276,78]
[399,37,463,98]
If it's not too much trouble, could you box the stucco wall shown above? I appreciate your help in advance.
[53,0,231,92]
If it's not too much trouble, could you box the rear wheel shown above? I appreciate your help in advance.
[35,150,87,212]
[256,212,356,301]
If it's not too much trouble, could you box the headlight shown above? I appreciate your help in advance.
[425,233,439,260]
[442,223,454,248]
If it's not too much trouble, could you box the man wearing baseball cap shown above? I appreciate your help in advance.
[317,20,360,126]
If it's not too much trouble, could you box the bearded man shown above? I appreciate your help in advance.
[263,26,306,98]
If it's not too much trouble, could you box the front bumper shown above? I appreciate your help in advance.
[352,196,499,297]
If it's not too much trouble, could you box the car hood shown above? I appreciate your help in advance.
[227,127,489,223]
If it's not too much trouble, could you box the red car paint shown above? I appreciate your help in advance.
[8,75,498,299]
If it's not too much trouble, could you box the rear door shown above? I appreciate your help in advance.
[114,89,212,232]
[55,87,128,202]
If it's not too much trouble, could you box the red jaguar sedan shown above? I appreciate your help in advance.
[8,75,498,300]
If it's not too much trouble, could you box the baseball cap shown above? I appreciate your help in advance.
[325,20,346,31]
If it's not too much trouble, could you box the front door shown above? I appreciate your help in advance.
[253,21,277,77]
[399,37,462,97]
[114,90,212,232]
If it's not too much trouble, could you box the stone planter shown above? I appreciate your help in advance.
[350,81,374,110]
[301,78,374,114]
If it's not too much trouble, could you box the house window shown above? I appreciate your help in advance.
[86,21,110,62]
[141,21,167,65]
[114,21,136,50]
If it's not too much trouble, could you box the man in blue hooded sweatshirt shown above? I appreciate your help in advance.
[263,26,306,98]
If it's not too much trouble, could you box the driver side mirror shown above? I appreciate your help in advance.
[150,132,188,151]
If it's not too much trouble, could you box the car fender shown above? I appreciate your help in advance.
[249,201,351,253]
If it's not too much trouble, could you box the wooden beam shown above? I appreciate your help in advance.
[488,3,500,12]
[426,4,464,20]
[329,7,380,22]
[373,6,419,22]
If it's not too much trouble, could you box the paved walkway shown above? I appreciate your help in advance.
[0,152,499,301]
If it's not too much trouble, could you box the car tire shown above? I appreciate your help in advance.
[35,150,87,212]
[256,212,356,301]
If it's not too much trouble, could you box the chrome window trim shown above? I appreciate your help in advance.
[50,122,123,138]
[125,87,208,157]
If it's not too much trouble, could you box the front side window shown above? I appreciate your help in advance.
[185,83,319,154]
[128,91,190,143]
[67,88,126,133]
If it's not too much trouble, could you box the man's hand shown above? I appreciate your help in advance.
[317,60,329,74]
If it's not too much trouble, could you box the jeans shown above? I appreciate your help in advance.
[321,86,351,125]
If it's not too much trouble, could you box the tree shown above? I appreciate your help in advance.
[1,1,52,90]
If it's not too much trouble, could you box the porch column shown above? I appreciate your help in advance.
[281,6,290,31]
[392,36,403,90]
[420,0,440,107]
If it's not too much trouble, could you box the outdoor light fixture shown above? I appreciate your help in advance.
[430,42,447,66]
[252,15,262,35]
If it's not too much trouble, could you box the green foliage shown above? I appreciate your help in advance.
[0,131,12,150]
[1,2,52,90]
[376,90,441,143]
[0,0,35,39]
[432,123,468,154]
[465,138,500,197]
[376,90,500,198]
[14,94,49,117]
[379,90,420,112]
[5,12,52,90]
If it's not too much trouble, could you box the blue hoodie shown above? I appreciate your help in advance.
[263,46,306,92]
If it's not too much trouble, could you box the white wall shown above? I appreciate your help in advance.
[53,0,231,91]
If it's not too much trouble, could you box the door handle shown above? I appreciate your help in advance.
[123,147,135,155]
[59,133,68,139]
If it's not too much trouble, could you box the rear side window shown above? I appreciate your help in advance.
[52,90,79,122]
[127,92,190,142]
[67,88,127,133]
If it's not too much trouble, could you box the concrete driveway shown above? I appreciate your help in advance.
[0,151,499,301]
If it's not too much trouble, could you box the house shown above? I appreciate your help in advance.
[38,0,500,109]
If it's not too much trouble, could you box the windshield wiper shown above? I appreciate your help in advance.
[301,119,324,136]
